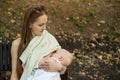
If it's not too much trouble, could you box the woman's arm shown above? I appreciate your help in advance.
[10,38,21,80]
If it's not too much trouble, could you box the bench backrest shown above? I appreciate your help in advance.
[0,43,12,71]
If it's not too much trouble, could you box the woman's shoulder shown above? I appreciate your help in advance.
[12,38,21,47]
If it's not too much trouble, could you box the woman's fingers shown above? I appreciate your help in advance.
[40,57,63,72]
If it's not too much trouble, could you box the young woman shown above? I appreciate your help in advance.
[10,5,72,80]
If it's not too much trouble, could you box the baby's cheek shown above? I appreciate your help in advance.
[39,59,45,65]
[48,58,56,63]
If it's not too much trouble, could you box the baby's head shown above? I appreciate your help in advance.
[52,49,73,67]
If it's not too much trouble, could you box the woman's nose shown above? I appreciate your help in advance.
[42,24,46,30]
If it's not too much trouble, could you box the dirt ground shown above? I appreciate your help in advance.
[0,0,120,38]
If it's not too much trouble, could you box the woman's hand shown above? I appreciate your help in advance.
[39,57,63,72]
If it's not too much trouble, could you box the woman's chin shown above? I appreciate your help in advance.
[38,33,43,36]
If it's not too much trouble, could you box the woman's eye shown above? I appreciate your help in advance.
[38,23,46,27]
[38,24,44,27]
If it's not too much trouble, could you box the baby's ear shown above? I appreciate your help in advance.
[59,56,64,61]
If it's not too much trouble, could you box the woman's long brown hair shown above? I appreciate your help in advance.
[17,5,47,78]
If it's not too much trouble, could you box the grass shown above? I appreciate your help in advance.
[5,22,12,27]
[69,15,78,20]
[101,26,120,41]
[51,5,60,14]
[75,17,89,28]
[0,18,3,26]
[82,0,89,3]
[0,27,6,37]
[84,8,96,17]
[17,4,26,11]
[97,20,106,26]
[0,0,9,11]
[12,10,20,18]
[70,0,78,7]
[68,14,89,31]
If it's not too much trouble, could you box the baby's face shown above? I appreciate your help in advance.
[52,51,62,60]
[52,50,69,66]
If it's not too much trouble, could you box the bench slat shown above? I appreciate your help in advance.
[0,43,3,70]
[3,44,8,70]
[7,43,12,71]
[0,43,12,71]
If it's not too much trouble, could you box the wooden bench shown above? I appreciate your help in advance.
[0,42,69,80]
[0,42,12,71]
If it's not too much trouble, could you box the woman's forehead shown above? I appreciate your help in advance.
[35,14,48,23]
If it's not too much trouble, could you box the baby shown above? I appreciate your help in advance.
[28,49,73,80]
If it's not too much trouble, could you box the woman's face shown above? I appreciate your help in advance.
[30,14,48,37]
